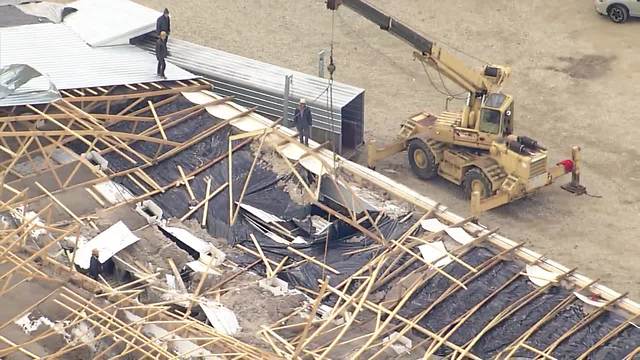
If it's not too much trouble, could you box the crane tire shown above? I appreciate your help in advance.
[463,168,492,200]
[408,139,438,180]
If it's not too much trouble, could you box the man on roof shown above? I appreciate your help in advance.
[156,31,168,79]
[156,8,171,42]
[293,98,313,146]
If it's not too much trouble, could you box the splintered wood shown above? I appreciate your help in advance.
[212,100,640,359]
[0,80,273,359]
[0,79,638,360]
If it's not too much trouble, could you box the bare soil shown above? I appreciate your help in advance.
[167,219,306,347]
[221,284,306,349]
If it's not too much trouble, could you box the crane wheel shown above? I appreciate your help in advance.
[407,139,438,180]
[463,168,492,200]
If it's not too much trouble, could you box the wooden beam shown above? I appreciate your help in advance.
[231,130,267,225]
[62,84,210,103]
[201,177,212,227]
[177,165,196,201]
[292,279,329,359]
[250,234,274,277]
[35,182,85,225]
[0,130,181,147]
[167,258,187,293]
[26,105,94,148]
[287,246,340,275]
[180,183,228,221]
[148,101,168,141]
[85,187,106,208]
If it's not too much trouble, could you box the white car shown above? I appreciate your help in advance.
[595,0,640,23]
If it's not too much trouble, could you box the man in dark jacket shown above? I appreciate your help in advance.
[156,31,168,78]
[156,8,170,42]
[293,98,312,146]
[89,249,102,280]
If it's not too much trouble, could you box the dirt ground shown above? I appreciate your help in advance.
[126,0,639,299]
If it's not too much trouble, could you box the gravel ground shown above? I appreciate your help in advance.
[124,0,639,299]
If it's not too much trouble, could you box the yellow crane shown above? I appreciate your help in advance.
[327,0,585,213]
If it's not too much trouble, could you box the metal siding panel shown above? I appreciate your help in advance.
[134,36,364,139]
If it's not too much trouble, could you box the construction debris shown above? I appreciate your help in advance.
[0,1,638,359]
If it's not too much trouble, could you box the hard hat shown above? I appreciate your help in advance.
[299,98,306,104]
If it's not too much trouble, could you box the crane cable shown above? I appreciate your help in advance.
[420,60,466,100]
[328,8,338,171]
[322,6,339,280]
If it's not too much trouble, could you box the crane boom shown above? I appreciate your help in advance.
[326,1,583,213]
[327,0,510,96]
[332,0,433,55]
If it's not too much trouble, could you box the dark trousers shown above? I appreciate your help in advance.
[297,125,310,146]
[157,58,166,77]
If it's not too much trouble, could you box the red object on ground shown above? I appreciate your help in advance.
[557,159,574,173]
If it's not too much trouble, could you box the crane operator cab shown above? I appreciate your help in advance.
[453,91,514,150]
[331,0,585,213]
[477,93,514,139]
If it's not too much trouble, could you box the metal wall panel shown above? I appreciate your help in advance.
[134,35,365,154]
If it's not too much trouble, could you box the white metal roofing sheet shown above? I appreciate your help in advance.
[64,0,161,47]
[143,38,364,109]
[0,23,194,106]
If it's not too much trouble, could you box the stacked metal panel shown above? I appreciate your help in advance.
[134,35,365,155]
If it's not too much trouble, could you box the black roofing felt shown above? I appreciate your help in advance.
[67,92,640,358]
[0,5,50,28]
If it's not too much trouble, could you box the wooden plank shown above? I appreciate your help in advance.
[180,183,228,221]
[201,177,212,227]
[63,84,210,102]
[177,165,196,201]
[286,246,340,275]
[85,187,106,207]
[323,281,483,360]
[540,292,628,357]
[250,233,274,277]
[0,130,181,147]
[148,101,167,141]
[26,105,93,148]
[167,258,187,292]
[34,182,85,225]
[231,130,267,225]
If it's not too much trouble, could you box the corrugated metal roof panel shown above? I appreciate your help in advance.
[0,73,60,107]
[0,23,195,106]
[135,36,365,153]
[64,0,161,47]
[138,37,363,109]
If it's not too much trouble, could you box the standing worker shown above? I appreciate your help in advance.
[293,98,313,146]
[156,8,171,42]
[89,249,102,280]
[156,31,168,79]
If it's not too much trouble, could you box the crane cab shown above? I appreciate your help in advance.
[452,92,514,149]
[476,92,514,141]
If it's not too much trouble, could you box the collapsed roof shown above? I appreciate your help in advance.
[0,1,638,359]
